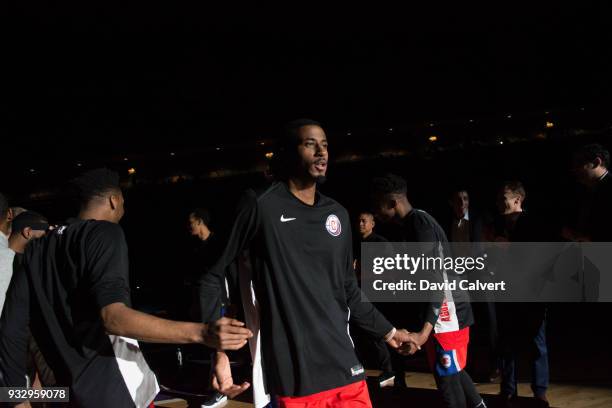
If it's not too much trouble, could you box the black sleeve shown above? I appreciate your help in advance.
[198,190,259,322]
[343,215,394,339]
[413,214,445,327]
[0,264,30,388]
[84,223,131,310]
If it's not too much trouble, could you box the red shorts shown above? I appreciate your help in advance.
[276,380,372,408]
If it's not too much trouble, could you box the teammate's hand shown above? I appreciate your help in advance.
[398,340,420,356]
[407,330,429,349]
[387,329,420,351]
[204,317,253,350]
[212,351,250,398]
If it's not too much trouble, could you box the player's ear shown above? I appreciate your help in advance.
[109,194,120,210]
[593,157,603,168]
[22,227,33,240]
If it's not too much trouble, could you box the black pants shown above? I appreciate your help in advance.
[352,327,393,373]
[435,370,485,408]
[371,338,393,373]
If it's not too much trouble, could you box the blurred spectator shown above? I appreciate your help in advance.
[1,211,51,372]
[352,211,395,388]
[442,188,499,383]
[0,193,12,246]
[493,181,549,407]
[5,211,54,387]
[565,143,612,242]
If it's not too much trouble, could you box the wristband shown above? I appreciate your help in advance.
[384,327,397,343]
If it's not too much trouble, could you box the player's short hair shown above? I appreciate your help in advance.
[370,174,408,198]
[11,211,49,233]
[502,180,526,200]
[575,143,610,168]
[190,208,211,227]
[70,168,121,208]
[280,119,323,151]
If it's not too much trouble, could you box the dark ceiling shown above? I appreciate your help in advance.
[2,3,611,178]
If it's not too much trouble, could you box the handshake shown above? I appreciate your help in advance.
[385,328,429,356]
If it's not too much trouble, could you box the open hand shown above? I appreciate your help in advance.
[204,317,253,350]
[212,352,250,398]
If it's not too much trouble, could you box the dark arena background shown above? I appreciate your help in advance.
[2,3,612,408]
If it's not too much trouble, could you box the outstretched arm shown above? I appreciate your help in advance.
[101,303,252,349]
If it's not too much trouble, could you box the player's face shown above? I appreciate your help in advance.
[373,197,396,223]
[295,125,328,181]
[450,191,469,218]
[188,215,200,236]
[358,214,375,235]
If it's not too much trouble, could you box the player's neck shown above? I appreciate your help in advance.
[79,207,116,223]
[9,236,28,254]
[287,177,317,206]
[395,200,413,223]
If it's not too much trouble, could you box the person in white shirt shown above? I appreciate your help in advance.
[0,192,15,311]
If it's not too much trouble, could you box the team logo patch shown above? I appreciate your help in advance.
[325,214,342,236]
[440,354,452,369]
[351,364,365,376]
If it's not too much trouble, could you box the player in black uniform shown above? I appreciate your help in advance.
[200,120,416,408]
[0,169,252,408]
[370,174,486,408]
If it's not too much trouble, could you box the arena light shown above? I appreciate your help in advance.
[428,135,438,142]
[128,168,136,175]
[545,121,555,128]
[265,152,274,159]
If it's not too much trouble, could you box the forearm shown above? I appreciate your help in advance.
[102,303,204,344]
[346,282,393,338]
[420,321,434,337]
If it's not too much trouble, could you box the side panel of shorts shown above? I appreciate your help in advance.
[426,327,470,377]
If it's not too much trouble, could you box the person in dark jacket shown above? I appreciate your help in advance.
[493,181,549,407]
[353,211,395,387]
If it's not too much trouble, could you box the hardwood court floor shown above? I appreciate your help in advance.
[368,370,612,408]
[154,370,612,408]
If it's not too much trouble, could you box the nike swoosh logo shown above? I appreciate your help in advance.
[280,215,296,222]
